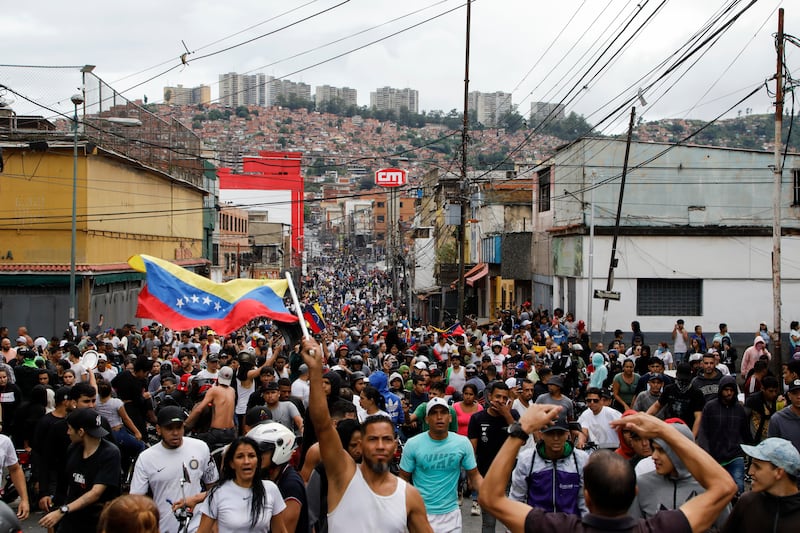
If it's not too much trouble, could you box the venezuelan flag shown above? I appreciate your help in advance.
[312,303,327,330]
[303,303,326,334]
[129,254,297,335]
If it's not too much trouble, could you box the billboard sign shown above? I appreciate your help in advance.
[375,168,408,187]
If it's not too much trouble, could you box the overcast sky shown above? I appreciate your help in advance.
[2,0,797,133]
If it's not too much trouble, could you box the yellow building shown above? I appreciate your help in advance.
[0,132,209,334]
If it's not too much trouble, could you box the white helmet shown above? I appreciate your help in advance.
[246,422,297,465]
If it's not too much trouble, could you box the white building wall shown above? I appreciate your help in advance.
[561,234,800,336]
[414,234,436,290]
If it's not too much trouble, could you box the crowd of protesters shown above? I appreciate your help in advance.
[0,258,797,531]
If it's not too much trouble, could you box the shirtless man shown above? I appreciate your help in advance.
[301,337,432,533]
[185,365,236,449]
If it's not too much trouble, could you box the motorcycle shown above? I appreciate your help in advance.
[0,449,33,504]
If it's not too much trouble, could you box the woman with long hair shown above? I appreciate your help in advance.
[453,383,482,436]
[357,384,389,423]
[612,359,640,412]
[198,436,287,533]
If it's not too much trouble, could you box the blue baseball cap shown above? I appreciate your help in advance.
[741,438,800,476]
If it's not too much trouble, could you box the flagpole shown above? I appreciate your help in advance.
[285,272,311,339]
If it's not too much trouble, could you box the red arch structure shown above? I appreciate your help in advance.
[217,151,304,268]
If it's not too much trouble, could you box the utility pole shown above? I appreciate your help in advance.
[587,171,596,336]
[456,0,472,323]
[600,107,636,343]
[772,8,784,370]
[391,188,399,305]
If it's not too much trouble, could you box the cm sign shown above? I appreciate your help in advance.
[375,168,407,187]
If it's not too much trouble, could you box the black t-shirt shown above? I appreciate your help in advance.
[59,439,121,533]
[0,383,22,434]
[111,371,152,435]
[524,507,691,533]
[467,408,519,475]
[32,412,64,491]
[46,415,117,502]
[277,464,308,533]
[658,383,705,428]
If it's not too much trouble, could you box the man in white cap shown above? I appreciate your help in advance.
[95,354,117,383]
[722,437,800,532]
[400,396,482,532]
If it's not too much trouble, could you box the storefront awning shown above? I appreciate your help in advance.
[451,262,489,288]
[465,262,489,286]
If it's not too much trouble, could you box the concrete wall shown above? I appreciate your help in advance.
[553,233,800,336]
[0,146,206,265]
[552,139,800,229]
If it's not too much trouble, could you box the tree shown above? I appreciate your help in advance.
[235,106,250,119]
[208,109,225,121]
[538,111,597,140]
[497,110,525,133]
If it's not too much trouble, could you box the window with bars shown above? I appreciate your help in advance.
[538,167,551,212]
[637,279,702,316]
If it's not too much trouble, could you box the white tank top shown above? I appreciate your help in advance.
[328,466,407,533]
[235,379,254,415]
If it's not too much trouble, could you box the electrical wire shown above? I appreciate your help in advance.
[150,0,455,106]
[109,0,324,85]
[116,1,352,98]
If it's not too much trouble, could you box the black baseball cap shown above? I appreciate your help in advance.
[244,406,273,427]
[157,406,187,426]
[67,408,108,438]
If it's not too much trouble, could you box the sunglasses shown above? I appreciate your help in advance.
[585,398,601,403]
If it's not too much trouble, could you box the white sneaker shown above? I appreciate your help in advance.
[471,501,481,516]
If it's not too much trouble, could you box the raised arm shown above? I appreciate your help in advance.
[478,404,563,533]
[611,413,736,533]
[300,338,354,494]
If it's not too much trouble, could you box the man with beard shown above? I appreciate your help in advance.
[130,406,218,533]
[301,337,432,533]
[691,353,725,404]
[0,337,15,364]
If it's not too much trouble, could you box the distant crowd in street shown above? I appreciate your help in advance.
[0,255,797,532]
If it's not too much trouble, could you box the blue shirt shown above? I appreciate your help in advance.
[399,431,477,515]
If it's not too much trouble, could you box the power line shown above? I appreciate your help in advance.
[116,1,353,98]
[108,0,324,85]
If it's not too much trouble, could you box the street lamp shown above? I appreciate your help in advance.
[69,92,84,321]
